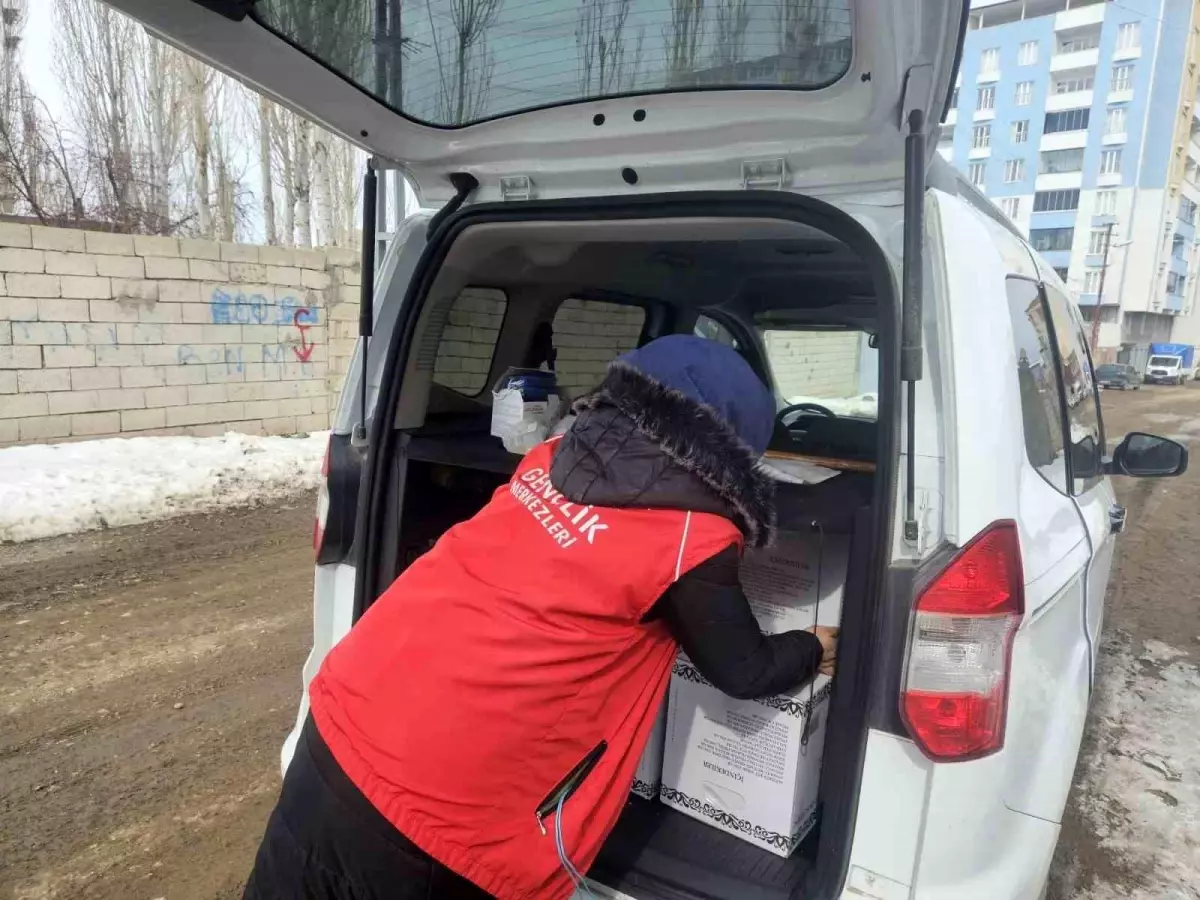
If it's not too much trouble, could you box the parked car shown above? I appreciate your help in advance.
[1096,364,1141,390]
[108,1,1190,899]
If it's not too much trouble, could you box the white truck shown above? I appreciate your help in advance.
[1144,343,1197,385]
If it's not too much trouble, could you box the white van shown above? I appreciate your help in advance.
[104,1,1189,897]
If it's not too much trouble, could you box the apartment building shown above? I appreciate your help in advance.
[940,0,1200,357]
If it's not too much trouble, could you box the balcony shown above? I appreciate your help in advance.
[1055,3,1106,31]
[974,107,996,122]
[1051,48,1100,72]
[1102,131,1128,146]
[1047,90,1094,112]
[1036,171,1083,191]
[1108,88,1134,104]
[944,108,958,126]
[977,67,1001,84]
[1097,172,1123,187]
[1041,130,1090,152]
[968,146,992,160]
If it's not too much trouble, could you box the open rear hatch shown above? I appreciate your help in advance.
[100,0,964,204]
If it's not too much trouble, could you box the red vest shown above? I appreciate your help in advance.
[309,439,742,899]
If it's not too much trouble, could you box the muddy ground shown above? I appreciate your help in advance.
[1,386,1197,899]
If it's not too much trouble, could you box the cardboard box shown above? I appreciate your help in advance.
[659,532,846,857]
[631,700,667,800]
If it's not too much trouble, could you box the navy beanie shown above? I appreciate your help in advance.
[616,335,776,456]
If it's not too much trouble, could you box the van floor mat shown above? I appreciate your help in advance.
[590,797,816,900]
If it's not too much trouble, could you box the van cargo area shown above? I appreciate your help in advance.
[352,198,900,900]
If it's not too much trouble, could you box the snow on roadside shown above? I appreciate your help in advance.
[0,431,328,543]
[1072,631,1200,899]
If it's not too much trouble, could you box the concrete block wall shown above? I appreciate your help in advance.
[0,223,361,444]
[550,299,646,398]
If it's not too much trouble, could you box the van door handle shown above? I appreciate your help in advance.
[1109,504,1127,534]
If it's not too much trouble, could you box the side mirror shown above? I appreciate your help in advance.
[1107,432,1189,478]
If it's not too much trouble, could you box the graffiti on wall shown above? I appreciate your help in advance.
[174,287,319,373]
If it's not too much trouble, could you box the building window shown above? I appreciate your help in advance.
[978,85,996,110]
[1053,266,1070,282]
[1116,22,1140,52]
[1044,108,1090,134]
[1095,190,1117,216]
[1083,269,1103,294]
[1030,227,1075,252]
[1172,233,1186,259]
[1033,189,1081,212]
[981,47,999,75]
[1058,33,1100,54]
[1112,64,1134,92]
[972,124,992,149]
[1018,41,1039,66]
[1012,119,1029,144]
[969,162,987,186]
[1054,75,1094,94]
[1100,149,1122,176]
[1167,271,1187,295]
[1105,107,1127,135]
[1004,158,1025,182]
[1040,148,1085,174]
[1088,228,1110,255]
[1000,197,1021,218]
[1015,81,1033,106]
[1180,198,1198,225]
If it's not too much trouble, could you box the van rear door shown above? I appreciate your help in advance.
[99,0,966,203]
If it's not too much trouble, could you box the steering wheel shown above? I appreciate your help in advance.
[776,402,837,429]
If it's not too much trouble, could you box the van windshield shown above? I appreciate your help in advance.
[759,328,878,420]
[1149,356,1179,367]
[252,0,854,127]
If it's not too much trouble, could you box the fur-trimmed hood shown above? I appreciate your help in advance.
[551,362,777,547]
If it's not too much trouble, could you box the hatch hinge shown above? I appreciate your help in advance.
[741,158,788,191]
[499,175,535,201]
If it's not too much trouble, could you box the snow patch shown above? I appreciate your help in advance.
[0,432,328,543]
[1074,632,1200,899]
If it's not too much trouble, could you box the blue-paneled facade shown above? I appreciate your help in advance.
[941,0,1200,347]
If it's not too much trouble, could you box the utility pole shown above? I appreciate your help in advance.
[1089,220,1116,353]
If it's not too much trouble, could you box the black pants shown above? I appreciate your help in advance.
[243,716,494,900]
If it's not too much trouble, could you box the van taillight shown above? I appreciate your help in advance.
[314,438,331,558]
[900,521,1024,762]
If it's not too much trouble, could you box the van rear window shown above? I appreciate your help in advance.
[552,299,645,399]
[252,0,853,127]
[432,288,508,395]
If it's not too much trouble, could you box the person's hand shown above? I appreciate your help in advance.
[807,625,839,677]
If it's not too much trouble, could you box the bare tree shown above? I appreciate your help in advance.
[185,56,213,237]
[664,0,706,86]
[258,95,277,245]
[576,0,642,97]
[711,0,750,70]
[0,96,95,224]
[426,0,502,125]
[293,115,312,247]
[129,31,187,233]
[54,0,143,227]
[0,0,29,215]
[777,0,839,82]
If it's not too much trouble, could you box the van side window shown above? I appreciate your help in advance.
[552,299,645,398]
[432,288,508,396]
[1005,277,1068,493]
[1040,282,1104,493]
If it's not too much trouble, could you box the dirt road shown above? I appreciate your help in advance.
[0,501,315,900]
[2,386,1198,900]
